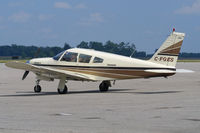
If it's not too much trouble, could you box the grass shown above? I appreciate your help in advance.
[0,60,28,63]
[178,60,200,62]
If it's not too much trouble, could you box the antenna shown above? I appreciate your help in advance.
[130,49,136,58]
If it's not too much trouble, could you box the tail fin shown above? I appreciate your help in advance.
[149,31,185,67]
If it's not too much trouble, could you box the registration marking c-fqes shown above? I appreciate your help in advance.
[154,57,174,62]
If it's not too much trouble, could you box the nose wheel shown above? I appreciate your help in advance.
[34,80,42,93]
[34,85,41,93]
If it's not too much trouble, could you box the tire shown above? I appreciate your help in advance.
[99,82,109,92]
[34,85,41,93]
[58,85,68,94]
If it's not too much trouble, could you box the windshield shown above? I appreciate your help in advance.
[53,51,65,60]
[61,52,78,62]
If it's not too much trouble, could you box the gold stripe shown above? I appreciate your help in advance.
[159,41,183,55]
[51,67,175,79]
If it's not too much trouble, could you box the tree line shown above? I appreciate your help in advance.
[0,41,199,59]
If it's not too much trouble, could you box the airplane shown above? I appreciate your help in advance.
[6,29,185,94]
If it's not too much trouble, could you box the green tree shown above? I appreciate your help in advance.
[77,41,89,48]
[89,41,104,51]
[63,43,71,50]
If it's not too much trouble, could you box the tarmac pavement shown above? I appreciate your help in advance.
[0,63,200,133]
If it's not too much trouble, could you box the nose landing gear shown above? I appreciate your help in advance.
[34,80,41,93]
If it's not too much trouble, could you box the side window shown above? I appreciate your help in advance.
[93,57,104,63]
[61,52,78,62]
[79,54,92,63]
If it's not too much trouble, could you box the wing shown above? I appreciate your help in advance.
[5,61,96,81]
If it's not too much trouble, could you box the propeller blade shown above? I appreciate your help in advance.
[22,71,29,80]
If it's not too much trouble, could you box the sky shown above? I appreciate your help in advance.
[0,0,200,53]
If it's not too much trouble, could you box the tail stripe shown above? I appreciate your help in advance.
[158,41,183,56]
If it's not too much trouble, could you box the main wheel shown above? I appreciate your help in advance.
[57,85,68,94]
[99,81,109,92]
[34,85,41,93]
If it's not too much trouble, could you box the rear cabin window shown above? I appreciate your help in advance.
[93,57,104,63]
[61,52,78,62]
[78,54,92,63]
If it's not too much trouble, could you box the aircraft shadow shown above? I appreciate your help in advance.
[0,89,182,97]
[0,89,132,97]
[132,91,182,94]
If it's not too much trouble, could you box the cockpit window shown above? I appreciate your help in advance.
[61,52,78,62]
[93,57,104,63]
[53,51,64,60]
[79,54,92,63]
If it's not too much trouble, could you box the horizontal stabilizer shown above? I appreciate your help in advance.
[144,69,175,73]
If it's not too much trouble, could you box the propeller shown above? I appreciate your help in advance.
[22,48,40,80]
[22,71,29,80]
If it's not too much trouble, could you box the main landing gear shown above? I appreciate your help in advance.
[57,78,68,94]
[99,81,111,92]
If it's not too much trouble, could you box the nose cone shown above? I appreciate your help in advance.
[28,57,54,65]
[29,58,43,65]
[28,59,36,64]
[26,60,30,64]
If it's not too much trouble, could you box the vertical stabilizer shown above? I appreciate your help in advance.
[149,31,185,67]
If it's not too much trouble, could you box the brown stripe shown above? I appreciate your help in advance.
[160,47,181,55]
[159,41,183,55]
[52,67,175,79]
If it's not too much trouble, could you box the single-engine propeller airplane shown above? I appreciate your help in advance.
[6,29,185,94]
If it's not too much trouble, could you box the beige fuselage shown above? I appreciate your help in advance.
[29,48,175,81]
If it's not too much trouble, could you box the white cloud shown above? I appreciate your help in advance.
[75,3,87,9]
[90,13,104,22]
[9,12,31,23]
[38,14,54,21]
[79,13,104,26]
[175,0,200,14]
[54,2,71,9]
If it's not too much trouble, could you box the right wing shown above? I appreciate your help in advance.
[5,61,96,81]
